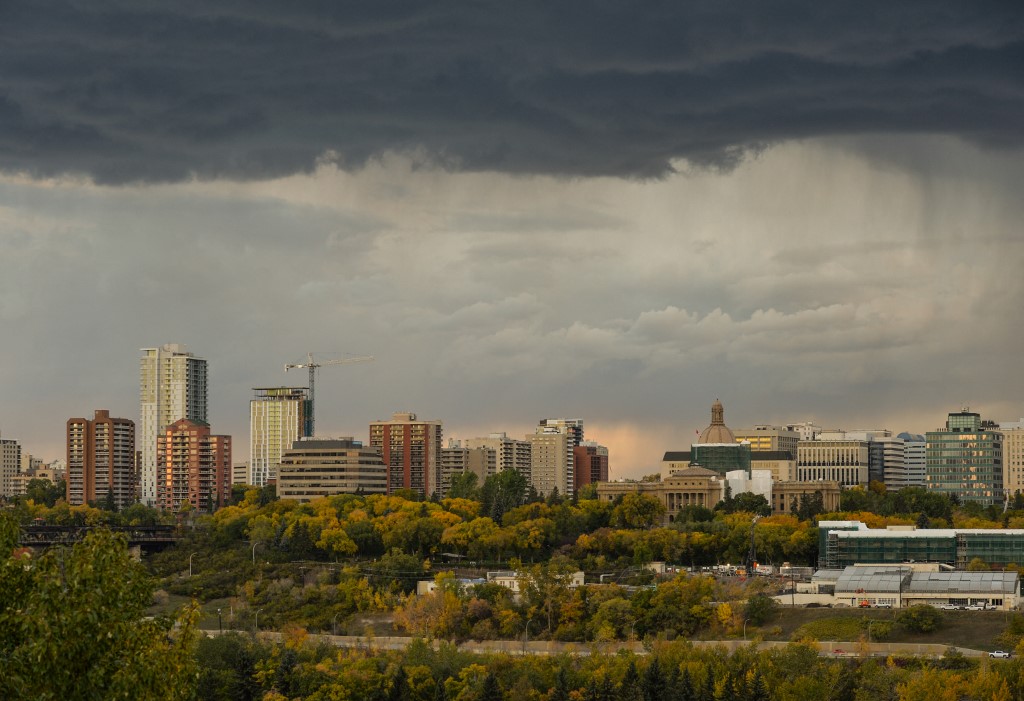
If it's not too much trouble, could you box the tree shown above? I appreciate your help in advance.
[480,470,528,523]
[730,492,771,517]
[897,605,943,633]
[612,493,666,529]
[24,478,65,508]
[0,515,198,700]
[744,594,778,626]
[448,471,480,501]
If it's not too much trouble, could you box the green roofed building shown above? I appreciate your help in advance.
[819,520,1024,570]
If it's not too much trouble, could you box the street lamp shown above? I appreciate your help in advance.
[333,612,341,637]
[251,541,262,565]
[743,618,750,641]
[629,620,638,642]
[523,618,534,654]
[189,552,198,578]
[217,608,222,634]
[255,608,263,634]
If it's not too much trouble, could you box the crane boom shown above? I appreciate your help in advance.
[284,353,374,435]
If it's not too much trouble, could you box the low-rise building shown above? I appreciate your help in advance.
[597,466,724,523]
[278,437,387,502]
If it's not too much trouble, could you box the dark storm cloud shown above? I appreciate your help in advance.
[0,1,1021,182]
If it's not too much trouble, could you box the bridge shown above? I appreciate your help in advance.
[18,525,179,551]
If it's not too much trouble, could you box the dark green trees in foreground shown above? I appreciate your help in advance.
[0,514,198,701]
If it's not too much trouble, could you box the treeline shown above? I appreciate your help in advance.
[196,632,1018,701]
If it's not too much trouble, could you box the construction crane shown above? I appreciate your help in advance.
[284,353,374,436]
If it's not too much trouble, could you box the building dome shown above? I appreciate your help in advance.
[697,399,736,444]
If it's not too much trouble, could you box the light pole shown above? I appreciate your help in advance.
[255,608,263,634]
[217,608,222,634]
[333,612,341,637]
[629,620,638,642]
[743,618,750,641]
[523,618,533,654]
[189,552,197,578]
[251,541,262,565]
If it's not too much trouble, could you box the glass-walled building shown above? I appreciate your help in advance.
[926,409,1003,506]
[820,521,1024,570]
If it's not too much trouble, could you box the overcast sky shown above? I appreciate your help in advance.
[1,3,1022,476]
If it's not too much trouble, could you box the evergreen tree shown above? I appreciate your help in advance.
[620,660,644,701]
[387,666,411,701]
[432,677,449,701]
[642,657,667,701]
[550,667,571,701]
[479,671,503,701]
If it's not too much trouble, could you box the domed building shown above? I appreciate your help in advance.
[691,400,751,478]
[697,399,736,444]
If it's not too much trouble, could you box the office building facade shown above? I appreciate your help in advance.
[797,434,870,487]
[369,412,443,497]
[278,438,387,502]
[733,426,800,456]
[926,409,1003,506]
[140,344,208,506]
[156,418,231,513]
[66,410,136,508]
[249,387,312,487]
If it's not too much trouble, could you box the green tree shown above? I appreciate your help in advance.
[448,471,480,501]
[896,605,943,633]
[24,478,65,508]
[612,493,667,529]
[744,594,778,626]
[0,516,198,700]
[480,470,528,523]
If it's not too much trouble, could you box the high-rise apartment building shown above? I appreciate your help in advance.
[533,418,583,495]
[369,412,443,497]
[278,438,387,502]
[156,419,231,512]
[573,441,608,492]
[249,387,311,487]
[529,431,570,497]
[0,432,21,498]
[140,344,208,506]
[66,410,136,508]
[926,409,1003,506]
[1001,420,1024,499]
[465,433,532,478]
[440,440,497,495]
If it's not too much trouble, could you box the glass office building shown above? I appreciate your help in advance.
[926,409,1003,506]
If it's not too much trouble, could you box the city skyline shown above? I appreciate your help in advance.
[1,5,1022,477]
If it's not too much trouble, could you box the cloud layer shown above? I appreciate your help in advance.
[2,137,1022,473]
[0,2,1021,183]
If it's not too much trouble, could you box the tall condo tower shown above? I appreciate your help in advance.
[249,387,312,486]
[369,412,443,497]
[66,410,136,508]
[532,418,583,496]
[139,344,208,506]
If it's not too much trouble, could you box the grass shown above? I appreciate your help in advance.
[744,607,1014,651]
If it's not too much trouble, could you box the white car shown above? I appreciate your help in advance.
[990,651,1011,659]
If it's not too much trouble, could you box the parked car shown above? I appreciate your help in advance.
[990,651,1011,659]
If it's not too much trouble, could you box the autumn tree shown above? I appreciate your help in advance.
[0,515,198,700]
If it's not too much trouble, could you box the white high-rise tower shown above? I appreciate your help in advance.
[139,344,208,505]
